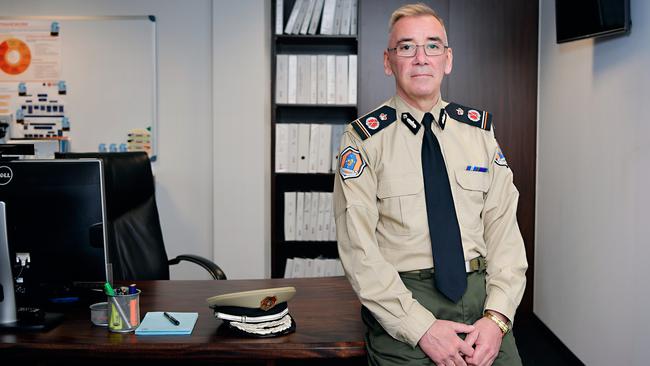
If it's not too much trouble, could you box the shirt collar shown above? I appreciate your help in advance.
[393,95,447,135]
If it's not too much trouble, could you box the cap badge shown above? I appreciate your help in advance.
[260,296,277,311]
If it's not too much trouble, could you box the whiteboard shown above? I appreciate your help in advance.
[1,16,158,160]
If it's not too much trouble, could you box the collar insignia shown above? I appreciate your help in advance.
[401,112,421,135]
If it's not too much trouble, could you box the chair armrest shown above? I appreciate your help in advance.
[168,254,227,280]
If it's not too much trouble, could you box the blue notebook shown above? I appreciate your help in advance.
[135,312,198,335]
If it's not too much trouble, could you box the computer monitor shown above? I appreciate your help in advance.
[0,159,110,305]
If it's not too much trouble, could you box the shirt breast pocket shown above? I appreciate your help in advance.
[376,177,425,236]
[454,170,490,231]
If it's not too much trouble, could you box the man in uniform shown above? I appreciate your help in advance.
[333,4,527,366]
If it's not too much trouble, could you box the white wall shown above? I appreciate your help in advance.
[536,0,650,364]
[212,0,271,279]
[1,0,272,280]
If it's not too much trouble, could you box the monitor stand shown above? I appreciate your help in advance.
[0,312,64,331]
[0,202,64,331]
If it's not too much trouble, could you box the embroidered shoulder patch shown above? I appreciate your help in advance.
[494,146,509,168]
[350,105,396,140]
[339,146,366,180]
[445,102,492,131]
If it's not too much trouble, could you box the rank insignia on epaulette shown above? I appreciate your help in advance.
[351,105,396,140]
[445,103,492,131]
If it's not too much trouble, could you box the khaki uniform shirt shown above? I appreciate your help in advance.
[333,95,528,347]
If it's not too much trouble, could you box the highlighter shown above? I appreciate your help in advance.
[104,282,131,330]
[104,283,122,329]
[128,284,138,326]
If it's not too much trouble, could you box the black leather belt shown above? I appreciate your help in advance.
[400,257,486,280]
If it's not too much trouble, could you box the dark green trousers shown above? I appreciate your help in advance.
[362,270,522,366]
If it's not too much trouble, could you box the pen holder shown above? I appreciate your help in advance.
[107,290,140,333]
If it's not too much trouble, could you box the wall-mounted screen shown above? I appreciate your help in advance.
[556,0,630,43]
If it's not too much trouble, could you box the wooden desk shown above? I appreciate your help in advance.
[0,277,366,365]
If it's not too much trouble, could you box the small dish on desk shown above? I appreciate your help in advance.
[89,302,108,326]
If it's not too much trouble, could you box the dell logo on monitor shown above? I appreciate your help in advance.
[0,166,13,185]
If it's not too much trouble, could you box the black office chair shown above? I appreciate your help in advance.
[55,152,226,281]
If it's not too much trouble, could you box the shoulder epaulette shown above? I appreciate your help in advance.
[350,105,396,141]
[445,102,492,131]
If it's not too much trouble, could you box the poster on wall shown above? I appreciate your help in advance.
[0,20,61,81]
[0,20,66,153]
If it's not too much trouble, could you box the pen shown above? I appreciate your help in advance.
[163,312,180,326]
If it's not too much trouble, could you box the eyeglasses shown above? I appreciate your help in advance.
[387,41,449,57]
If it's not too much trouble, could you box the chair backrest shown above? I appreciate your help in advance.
[56,152,170,280]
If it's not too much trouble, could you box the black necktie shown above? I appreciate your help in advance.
[421,112,467,303]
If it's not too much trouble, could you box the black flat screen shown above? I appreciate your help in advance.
[556,0,630,43]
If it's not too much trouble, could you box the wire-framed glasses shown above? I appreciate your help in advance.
[387,41,449,57]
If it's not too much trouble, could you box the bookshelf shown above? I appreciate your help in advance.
[271,0,359,278]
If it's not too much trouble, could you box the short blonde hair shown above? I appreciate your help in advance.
[388,3,446,35]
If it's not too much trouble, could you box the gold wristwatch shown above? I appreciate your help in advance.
[483,311,510,335]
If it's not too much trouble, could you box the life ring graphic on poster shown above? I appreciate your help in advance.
[0,38,31,76]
